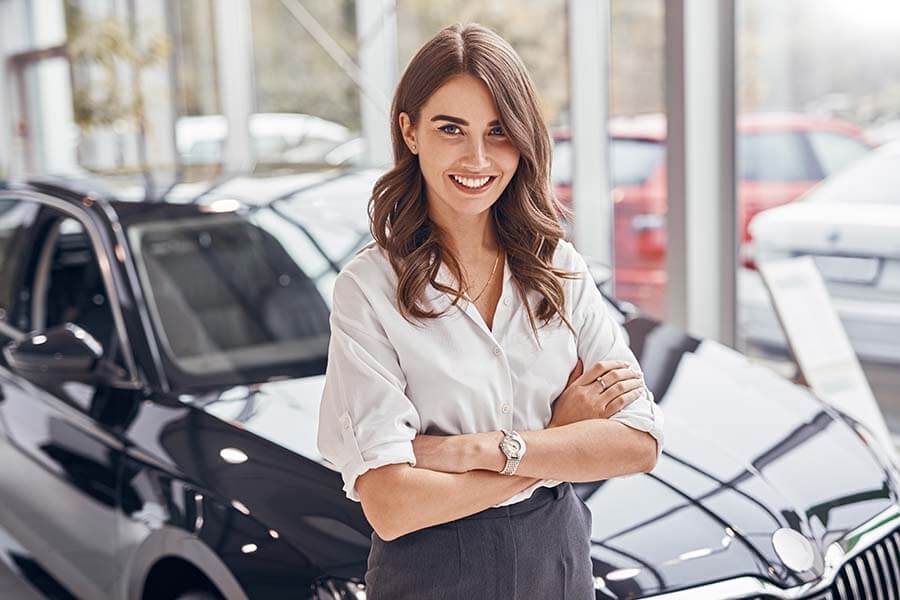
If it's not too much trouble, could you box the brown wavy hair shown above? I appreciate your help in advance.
[369,22,580,338]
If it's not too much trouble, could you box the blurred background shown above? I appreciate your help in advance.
[1,0,898,433]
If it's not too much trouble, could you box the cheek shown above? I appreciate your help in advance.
[500,149,521,179]
[419,155,449,189]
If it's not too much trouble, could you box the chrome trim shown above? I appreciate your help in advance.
[0,320,25,341]
[865,550,883,599]
[885,534,900,594]
[0,190,141,387]
[641,503,900,599]
[98,199,170,392]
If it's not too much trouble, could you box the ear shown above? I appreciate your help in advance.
[398,112,418,154]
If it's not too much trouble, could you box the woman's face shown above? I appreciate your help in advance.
[399,74,520,221]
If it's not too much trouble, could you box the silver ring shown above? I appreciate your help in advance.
[596,376,606,391]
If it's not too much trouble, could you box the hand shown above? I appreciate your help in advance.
[411,433,470,474]
[548,359,645,428]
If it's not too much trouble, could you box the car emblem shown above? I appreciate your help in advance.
[772,528,816,573]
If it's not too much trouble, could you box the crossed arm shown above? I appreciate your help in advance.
[413,419,657,479]
[357,419,657,541]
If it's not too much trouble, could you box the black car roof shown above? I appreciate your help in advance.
[9,168,367,226]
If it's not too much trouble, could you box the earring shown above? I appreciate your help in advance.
[410,143,417,153]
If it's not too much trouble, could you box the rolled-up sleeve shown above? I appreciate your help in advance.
[317,270,421,502]
[566,243,665,461]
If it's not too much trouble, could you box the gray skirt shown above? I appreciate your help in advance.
[364,482,594,599]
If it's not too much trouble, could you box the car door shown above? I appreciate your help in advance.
[0,194,140,600]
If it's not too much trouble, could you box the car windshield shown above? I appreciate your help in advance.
[801,149,900,205]
[125,199,371,388]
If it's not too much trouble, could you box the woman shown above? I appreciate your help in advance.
[317,22,664,599]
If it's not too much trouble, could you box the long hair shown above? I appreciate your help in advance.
[369,22,580,338]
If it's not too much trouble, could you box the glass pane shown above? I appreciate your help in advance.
[609,1,666,321]
[736,0,900,440]
[611,138,665,187]
[249,1,360,170]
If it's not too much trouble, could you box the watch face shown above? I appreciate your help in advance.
[501,439,522,456]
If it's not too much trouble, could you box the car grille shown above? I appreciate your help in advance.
[751,525,900,600]
[808,526,900,600]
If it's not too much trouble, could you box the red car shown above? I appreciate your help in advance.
[552,112,874,319]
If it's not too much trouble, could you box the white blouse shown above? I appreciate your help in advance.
[317,238,665,507]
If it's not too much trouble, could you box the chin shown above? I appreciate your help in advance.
[447,197,500,216]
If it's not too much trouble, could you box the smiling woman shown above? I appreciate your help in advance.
[370,25,575,334]
[316,21,663,600]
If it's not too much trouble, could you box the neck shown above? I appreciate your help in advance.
[428,205,499,263]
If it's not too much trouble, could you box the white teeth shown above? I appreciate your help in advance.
[451,175,491,189]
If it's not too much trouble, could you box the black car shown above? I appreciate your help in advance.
[1,170,899,600]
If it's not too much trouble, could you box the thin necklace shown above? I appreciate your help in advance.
[467,248,502,303]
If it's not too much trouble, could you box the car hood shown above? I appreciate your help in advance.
[126,318,900,596]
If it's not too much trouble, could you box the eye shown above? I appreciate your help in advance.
[439,124,461,135]
[490,126,506,136]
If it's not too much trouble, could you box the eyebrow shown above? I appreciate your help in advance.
[430,114,501,127]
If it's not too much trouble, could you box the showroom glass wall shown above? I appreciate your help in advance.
[734,0,900,435]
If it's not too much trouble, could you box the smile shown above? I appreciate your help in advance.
[449,174,497,193]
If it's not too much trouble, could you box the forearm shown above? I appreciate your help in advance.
[467,420,657,481]
[364,464,540,541]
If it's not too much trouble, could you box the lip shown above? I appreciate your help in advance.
[448,174,498,195]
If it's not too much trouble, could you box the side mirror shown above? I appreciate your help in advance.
[3,323,105,386]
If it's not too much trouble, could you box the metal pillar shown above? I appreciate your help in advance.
[665,0,737,345]
[213,0,255,172]
[355,0,396,168]
[567,0,613,280]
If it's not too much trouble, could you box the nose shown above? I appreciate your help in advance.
[460,136,491,171]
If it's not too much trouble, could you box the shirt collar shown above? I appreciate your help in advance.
[424,250,512,312]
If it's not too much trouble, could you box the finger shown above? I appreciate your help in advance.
[601,367,643,386]
[566,359,584,387]
[577,360,629,386]
[597,378,644,402]
[601,388,643,417]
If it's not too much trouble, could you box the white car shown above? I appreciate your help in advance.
[740,140,900,363]
[175,112,354,166]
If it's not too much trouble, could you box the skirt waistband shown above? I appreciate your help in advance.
[456,481,570,521]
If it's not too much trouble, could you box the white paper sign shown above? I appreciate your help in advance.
[757,256,896,462]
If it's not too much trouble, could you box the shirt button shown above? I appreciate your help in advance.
[493,346,502,356]
[500,403,511,414]
[503,297,511,306]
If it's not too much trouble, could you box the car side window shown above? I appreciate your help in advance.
[0,198,40,351]
[34,215,123,361]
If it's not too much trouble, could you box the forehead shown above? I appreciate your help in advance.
[421,74,500,123]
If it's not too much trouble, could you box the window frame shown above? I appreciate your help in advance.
[0,190,142,390]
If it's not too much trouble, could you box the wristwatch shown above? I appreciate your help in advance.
[499,429,526,476]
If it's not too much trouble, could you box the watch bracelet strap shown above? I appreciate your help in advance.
[501,456,520,475]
